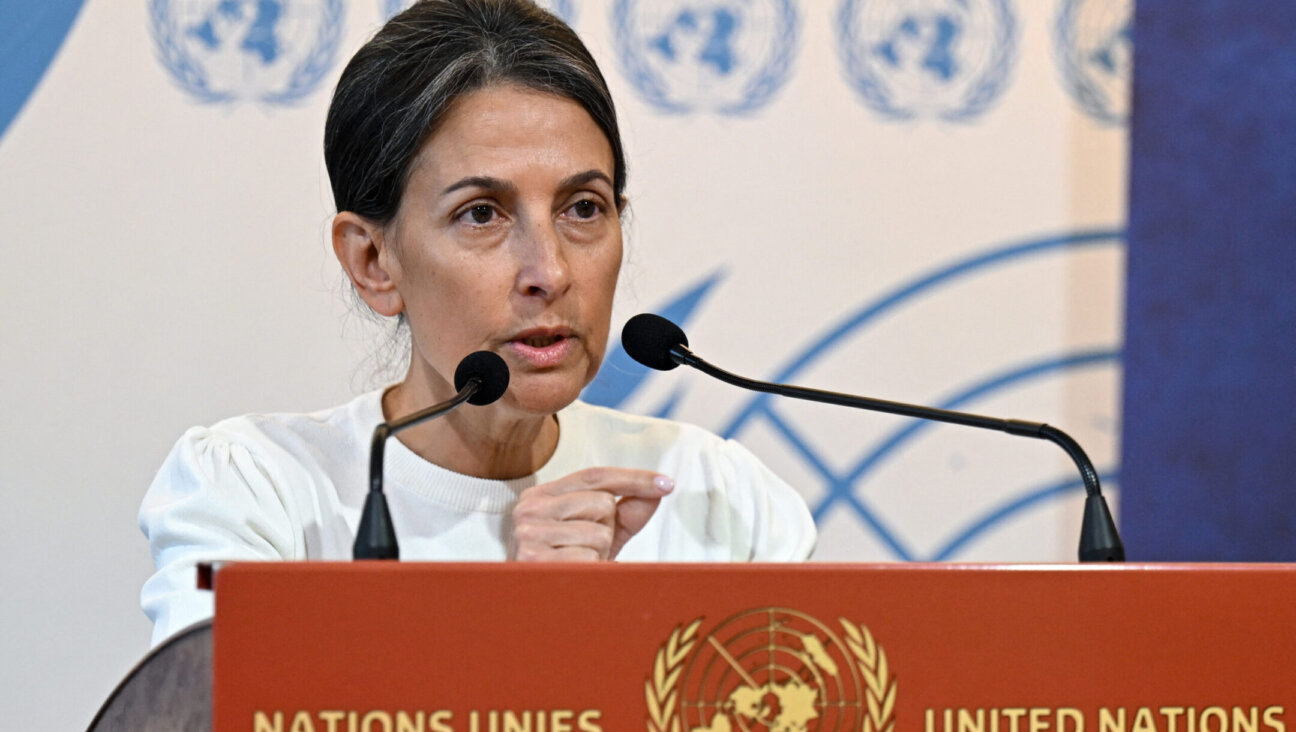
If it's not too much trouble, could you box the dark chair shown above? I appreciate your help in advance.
[87,620,212,731]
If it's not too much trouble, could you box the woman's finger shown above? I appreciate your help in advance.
[534,467,674,499]
[513,543,603,562]
[511,519,614,560]
[611,495,663,558]
[514,487,617,526]
[510,468,675,562]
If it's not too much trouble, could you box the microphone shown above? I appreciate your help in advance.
[353,351,510,559]
[621,313,1125,562]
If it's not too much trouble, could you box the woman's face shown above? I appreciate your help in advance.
[383,84,622,417]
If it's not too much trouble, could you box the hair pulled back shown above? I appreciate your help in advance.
[324,0,626,224]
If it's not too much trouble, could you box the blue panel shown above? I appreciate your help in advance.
[0,1,87,140]
[1123,1,1296,559]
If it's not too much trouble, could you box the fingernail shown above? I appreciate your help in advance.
[654,475,674,493]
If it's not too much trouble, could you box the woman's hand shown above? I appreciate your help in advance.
[509,468,674,561]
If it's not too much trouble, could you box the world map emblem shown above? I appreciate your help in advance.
[646,608,896,732]
[835,0,1017,122]
[1054,0,1132,125]
[148,0,344,105]
[613,0,800,115]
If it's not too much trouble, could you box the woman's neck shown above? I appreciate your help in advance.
[381,380,560,480]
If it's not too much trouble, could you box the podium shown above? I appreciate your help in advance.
[204,563,1296,732]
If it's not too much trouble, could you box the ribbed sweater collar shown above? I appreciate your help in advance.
[357,390,583,514]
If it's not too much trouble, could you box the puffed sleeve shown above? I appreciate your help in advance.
[716,437,817,561]
[138,425,303,646]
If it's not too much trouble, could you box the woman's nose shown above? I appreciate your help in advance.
[514,219,572,300]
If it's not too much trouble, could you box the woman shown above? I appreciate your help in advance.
[139,0,814,645]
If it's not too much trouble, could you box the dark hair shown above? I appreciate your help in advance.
[324,0,626,224]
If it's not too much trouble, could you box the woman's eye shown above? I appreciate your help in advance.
[466,205,495,224]
[570,200,600,219]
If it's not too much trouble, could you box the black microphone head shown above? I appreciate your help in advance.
[454,351,510,405]
[622,313,688,371]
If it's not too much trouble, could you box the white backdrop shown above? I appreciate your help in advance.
[0,0,1129,727]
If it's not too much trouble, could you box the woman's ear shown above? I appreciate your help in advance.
[332,211,404,317]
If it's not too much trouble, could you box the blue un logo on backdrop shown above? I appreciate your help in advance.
[612,0,799,115]
[584,230,1124,560]
[1054,0,1131,125]
[836,0,1017,122]
[149,0,344,105]
[383,0,576,23]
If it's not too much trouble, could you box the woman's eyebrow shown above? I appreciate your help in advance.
[559,170,614,190]
[442,170,612,196]
[442,175,517,195]
[559,169,614,190]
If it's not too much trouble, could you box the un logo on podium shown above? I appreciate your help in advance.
[1054,0,1131,125]
[836,0,1017,122]
[149,0,344,106]
[613,0,799,116]
[646,609,896,732]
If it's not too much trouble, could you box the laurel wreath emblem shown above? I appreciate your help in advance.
[835,0,1018,123]
[612,0,800,116]
[147,0,344,106]
[841,619,897,732]
[646,618,703,732]
[645,614,896,731]
[1053,0,1130,125]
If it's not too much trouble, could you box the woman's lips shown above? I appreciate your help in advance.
[505,331,576,368]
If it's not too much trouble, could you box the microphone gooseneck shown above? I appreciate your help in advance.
[354,351,510,560]
[620,313,1125,562]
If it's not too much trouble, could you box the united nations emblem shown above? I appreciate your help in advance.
[646,608,896,732]
[612,0,799,116]
[835,0,1017,122]
[383,0,576,23]
[1054,0,1131,125]
[148,0,344,105]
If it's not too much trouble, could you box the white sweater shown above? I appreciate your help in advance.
[139,392,816,644]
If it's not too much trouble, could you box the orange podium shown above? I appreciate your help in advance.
[214,563,1296,732]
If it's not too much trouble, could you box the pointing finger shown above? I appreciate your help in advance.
[537,467,675,499]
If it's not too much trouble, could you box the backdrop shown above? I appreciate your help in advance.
[1121,0,1296,561]
[0,0,1131,727]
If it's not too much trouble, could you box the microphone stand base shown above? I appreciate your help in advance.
[1079,494,1125,562]
[354,490,400,560]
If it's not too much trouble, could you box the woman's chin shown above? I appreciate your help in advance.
[498,376,588,417]
[491,353,600,416]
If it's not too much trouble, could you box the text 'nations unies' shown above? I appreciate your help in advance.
[252,709,603,732]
